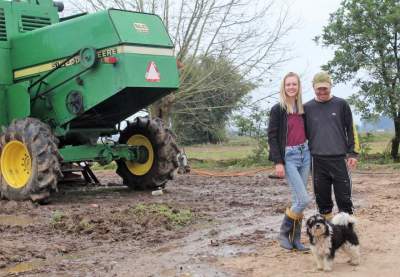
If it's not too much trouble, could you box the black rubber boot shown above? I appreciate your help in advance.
[278,214,294,250]
[292,219,310,252]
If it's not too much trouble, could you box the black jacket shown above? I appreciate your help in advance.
[304,96,359,157]
[267,103,288,165]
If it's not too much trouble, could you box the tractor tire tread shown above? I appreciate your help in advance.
[0,118,61,202]
[116,116,179,190]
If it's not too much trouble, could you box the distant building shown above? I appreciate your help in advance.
[360,116,394,132]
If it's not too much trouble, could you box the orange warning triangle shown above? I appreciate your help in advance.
[145,61,160,82]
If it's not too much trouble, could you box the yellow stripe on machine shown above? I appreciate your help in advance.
[14,63,55,79]
[13,45,175,79]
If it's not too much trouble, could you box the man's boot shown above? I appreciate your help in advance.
[322,212,333,221]
[292,218,310,252]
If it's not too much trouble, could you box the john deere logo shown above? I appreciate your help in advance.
[134,23,149,33]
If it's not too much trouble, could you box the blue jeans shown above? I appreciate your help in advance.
[284,142,311,214]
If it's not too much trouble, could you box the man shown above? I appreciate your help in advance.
[304,71,359,220]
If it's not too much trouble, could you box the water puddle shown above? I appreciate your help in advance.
[0,255,83,277]
[0,215,36,226]
[6,260,44,274]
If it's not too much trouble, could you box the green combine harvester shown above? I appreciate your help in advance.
[0,0,181,202]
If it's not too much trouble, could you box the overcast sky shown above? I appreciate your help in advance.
[254,0,356,106]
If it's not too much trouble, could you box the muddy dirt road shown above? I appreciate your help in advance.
[0,167,399,277]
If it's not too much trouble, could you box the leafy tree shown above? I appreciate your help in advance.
[232,105,270,164]
[233,115,254,136]
[172,55,255,144]
[316,0,400,159]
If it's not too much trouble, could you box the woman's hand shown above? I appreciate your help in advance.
[275,163,285,178]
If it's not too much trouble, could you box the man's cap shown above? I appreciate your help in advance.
[313,71,332,89]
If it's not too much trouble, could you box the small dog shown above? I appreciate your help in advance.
[306,213,360,271]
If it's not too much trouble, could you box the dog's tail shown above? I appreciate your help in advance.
[331,212,356,228]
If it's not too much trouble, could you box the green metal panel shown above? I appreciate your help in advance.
[0,2,12,85]
[5,82,30,123]
[60,145,115,164]
[119,53,179,88]
[1,0,59,83]
[11,9,175,73]
[29,50,179,127]
[0,1,11,48]
[0,48,12,85]
[2,0,59,41]
[0,82,30,128]
[109,10,173,47]
[59,144,144,164]
[11,0,59,34]
[0,86,7,127]
[11,10,119,70]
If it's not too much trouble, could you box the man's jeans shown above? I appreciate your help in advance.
[284,142,311,214]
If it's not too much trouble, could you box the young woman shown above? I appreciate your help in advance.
[267,72,311,251]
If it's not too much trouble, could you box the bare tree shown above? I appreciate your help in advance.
[65,0,294,123]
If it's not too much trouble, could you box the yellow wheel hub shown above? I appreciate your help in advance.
[126,134,154,176]
[1,140,32,189]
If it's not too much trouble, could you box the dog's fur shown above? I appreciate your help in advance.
[306,213,360,271]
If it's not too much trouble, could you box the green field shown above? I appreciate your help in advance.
[185,136,257,161]
[359,132,393,154]
[185,132,397,170]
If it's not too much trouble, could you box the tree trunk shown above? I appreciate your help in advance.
[391,115,400,161]
[149,94,175,126]
[149,61,182,124]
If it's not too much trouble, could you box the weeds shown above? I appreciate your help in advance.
[130,203,193,228]
[359,132,373,162]
[76,219,94,233]
[50,210,64,225]
[91,161,117,170]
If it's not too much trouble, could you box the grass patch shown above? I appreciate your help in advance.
[359,132,393,154]
[184,136,257,161]
[76,218,95,233]
[189,158,243,170]
[356,162,400,171]
[91,161,117,171]
[50,212,96,234]
[130,203,193,228]
[186,145,255,161]
[186,136,272,169]
[50,210,65,225]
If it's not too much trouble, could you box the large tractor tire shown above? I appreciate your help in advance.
[116,117,180,190]
[0,118,62,202]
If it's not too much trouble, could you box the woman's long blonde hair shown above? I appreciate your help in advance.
[279,72,304,114]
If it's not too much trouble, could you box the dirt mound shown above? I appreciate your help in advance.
[49,204,194,241]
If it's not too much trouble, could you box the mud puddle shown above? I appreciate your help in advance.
[2,260,45,276]
[0,215,36,227]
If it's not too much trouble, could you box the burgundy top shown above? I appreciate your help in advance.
[286,113,306,146]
